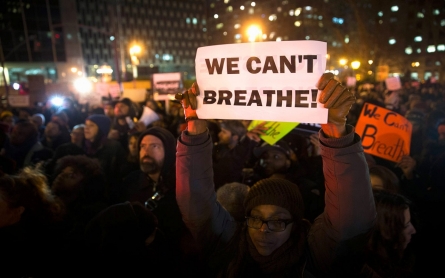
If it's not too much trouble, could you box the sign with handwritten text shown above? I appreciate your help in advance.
[355,102,412,162]
[248,120,299,145]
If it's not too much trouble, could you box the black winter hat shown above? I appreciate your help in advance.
[137,127,176,175]
[253,140,293,159]
[244,178,304,220]
[87,114,111,136]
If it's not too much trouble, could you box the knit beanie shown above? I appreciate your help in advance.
[138,126,176,175]
[87,114,111,136]
[244,178,304,221]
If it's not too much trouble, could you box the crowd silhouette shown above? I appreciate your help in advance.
[0,74,444,277]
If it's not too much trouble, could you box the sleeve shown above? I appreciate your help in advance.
[307,125,376,274]
[176,129,237,248]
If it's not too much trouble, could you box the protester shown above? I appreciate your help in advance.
[360,190,417,277]
[175,73,375,276]
[216,182,250,222]
[0,167,64,277]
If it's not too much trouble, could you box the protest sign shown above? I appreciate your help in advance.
[385,76,402,91]
[8,95,30,107]
[195,41,328,123]
[153,72,183,96]
[355,102,412,162]
[248,120,299,145]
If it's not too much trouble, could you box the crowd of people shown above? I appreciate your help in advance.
[0,73,444,277]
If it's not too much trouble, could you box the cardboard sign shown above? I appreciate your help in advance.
[153,72,183,95]
[195,41,328,123]
[8,95,30,107]
[122,88,147,103]
[248,120,299,145]
[385,76,402,91]
[355,102,412,162]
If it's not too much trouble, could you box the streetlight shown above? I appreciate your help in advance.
[351,60,361,81]
[129,44,141,78]
[246,25,262,42]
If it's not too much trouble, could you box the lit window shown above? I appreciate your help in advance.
[433,9,440,15]
[234,34,241,39]
[240,5,244,10]
[435,61,441,66]
[416,48,421,53]
[405,47,413,55]
[391,6,398,12]
[294,21,301,27]
[269,14,277,21]
[249,8,254,14]
[305,36,310,40]
[216,23,224,29]
[224,0,229,3]
[414,36,422,42]
[276,37,282,41]
[379,20,383,24]
[417,12,424,18]
[345,35,349,43]
[305,6,312,11]
[223,31,227,36]
[389,38,396,45]
[378,11,383,17]
[262,34,267,40]
[251,2,256,7]
[441,20,445,26]
[214,14,219,19]
[234,23,240,29]
[318,16,323,20]
[319,22,323,27]
[192,18,198,24]
[186,18,190,24]
[289,9,294,16]
[437,44,445,51]
[227,6,233,12]
[427,45,436,53]
[269,32,275,39]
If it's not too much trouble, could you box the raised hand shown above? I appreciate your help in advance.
[317,73,356,137]
[175,83,206,134]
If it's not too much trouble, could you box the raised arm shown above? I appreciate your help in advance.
[175,83,236,247]
[308,73,376,274]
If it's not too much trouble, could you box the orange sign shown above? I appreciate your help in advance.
[355,103,412,162]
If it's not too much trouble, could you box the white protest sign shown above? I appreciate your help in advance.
[385,76,402,91]
[195,41,328,123]
[346,76,357,88]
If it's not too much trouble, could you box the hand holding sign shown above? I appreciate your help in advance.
[175,83,207,135]
[317,73,355,137]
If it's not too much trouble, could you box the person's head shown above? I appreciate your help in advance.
[137,127,176,178]
[0,167,63,228]
[114,98,136,119]
[62,97,75,110]
[253,140,296,177]
[103,102,115,118]
[71,124,85,146]
[84,201,159,253]
[31,113,45,128]
[52,155,106,206]
[218,120,246,148]
[404,110,425,134]
[369,165,400,194]
[44,121,62,139]
[128,132,141,158]
[371,190,416,253]
[244,178,307,256]
[51,111,69,128]
[0,110,14,128]
[10,120,38,146]
[216,182,250,222]
[84,114,111,142]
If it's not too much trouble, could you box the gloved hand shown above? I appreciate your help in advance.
[175,82,200,122]
[317,73,356,126]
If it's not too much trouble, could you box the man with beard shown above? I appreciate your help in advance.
[119,126,200,274]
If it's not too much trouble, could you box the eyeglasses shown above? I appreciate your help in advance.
[245,216,293,232]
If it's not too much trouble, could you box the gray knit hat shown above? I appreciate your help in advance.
[244,178,304,220]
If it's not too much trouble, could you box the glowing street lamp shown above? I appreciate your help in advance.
[247,25,262,42]
[129,44,142,87]
[351,61,361,70]
[339,58,348,66]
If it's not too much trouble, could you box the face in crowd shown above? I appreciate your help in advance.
[247,204,294,256]
[114,102,130,119]
[259,149,291,177]
[71,125,85,146]
[128,135,139,158]
[84,120,99,142]
[139,135,165,175]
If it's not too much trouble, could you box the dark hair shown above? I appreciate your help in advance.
[219,120,247,139]
[53,155,106,204]
[366,190,415,276]
[0,167,64,226]
[369,165,400,194]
